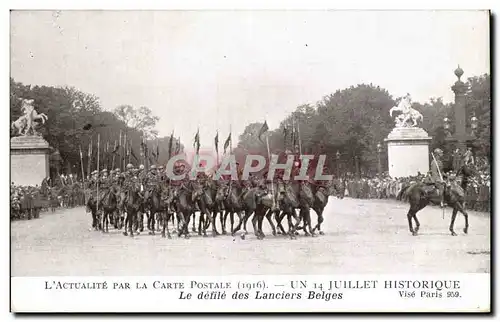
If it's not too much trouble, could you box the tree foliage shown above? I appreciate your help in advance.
[10,78,179,178]
[236,77,491,176]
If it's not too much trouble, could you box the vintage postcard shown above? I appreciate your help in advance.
[9,9,491,313]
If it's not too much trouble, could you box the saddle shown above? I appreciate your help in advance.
[421,183,437,196]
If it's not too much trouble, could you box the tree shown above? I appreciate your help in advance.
[113,105,159,139]
[465,74,490,157]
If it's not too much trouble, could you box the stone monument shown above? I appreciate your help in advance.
[384,94,432,178]
[10,98,51,186]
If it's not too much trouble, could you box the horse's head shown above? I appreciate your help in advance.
[299,181,314,205]
[191,181,204,203]
[216,185,227,202]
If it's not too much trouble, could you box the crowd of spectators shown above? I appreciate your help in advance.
[344,168,490,212]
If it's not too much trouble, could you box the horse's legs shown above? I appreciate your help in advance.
[191,212,197,233]
[220,209,227,235]
[149,211,156,235]
[265,209,277,236]
[276,210,287,234]
[286,210,296,239]
[449,208,458,236]
[459,203,469,234]
[231,210,245,236]
[240,210,253,240]
[251,210,260,239]
[407,208,415,235]
[183,211,191,239]
[312,208,325,235]
[305,208,315,237]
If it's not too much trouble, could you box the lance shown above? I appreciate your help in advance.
[111,139,117,169]
[128,139,132,165]
[123,131,127,170]
[79,145,87,205]
[118,130,122,171]
[266,135,276,209]
[86,138,93,179]
[296,117,303,155]
[96,133,100,215]
[229,124,233,192]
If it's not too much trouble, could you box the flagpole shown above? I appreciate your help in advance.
[296,118,302,155]
[79,145,86,205]
[111,139,117,170]
[123,131,127,171]
[229,124,233,154]
[216,130,219,166]
[266,135,275,208]
[96,133,100,216]
[86,137,92,179]
[128,139,132,165]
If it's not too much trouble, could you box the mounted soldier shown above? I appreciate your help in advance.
[143,165,159,203]
[97,169,111,208]
[118,164,135,210]
[430,148,446,208]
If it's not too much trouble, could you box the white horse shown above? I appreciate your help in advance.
[389,95,423,127]
[12,99,48,136]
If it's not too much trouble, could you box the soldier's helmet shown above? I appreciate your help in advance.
[434,148,444,156]
[139,164,145,170]
[126,163,134,170]
[150,165,157,170]
[158,165,164,171]
[115,168,121,173]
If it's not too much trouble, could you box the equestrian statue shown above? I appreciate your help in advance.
[389,94,423,128]
[11,98,48,136]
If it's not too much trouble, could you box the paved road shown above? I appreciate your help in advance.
[11,198,490,276]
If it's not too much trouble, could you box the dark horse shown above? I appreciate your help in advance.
[310,178,345,235]
[99,188,118,233]
[174,182,196,239]
[398,180,468,236]
[123,181,142,237]
[145,184,164,235]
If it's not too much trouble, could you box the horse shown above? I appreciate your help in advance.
[202,179,224,235]
[159,185,175,239]
[122,181,143,237]
[191,180,216,237]
[11,116,27,136]
[174,182,196,239]
[266,181,302,239]
[86,194,99,230]
[145,184,164,235]
[20,99,48,136]
[310,181,337,235]
[398,180,468,236]
[230,184,267,240]
[99,187,118,233]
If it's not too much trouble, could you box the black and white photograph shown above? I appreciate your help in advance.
[9,8,491,313]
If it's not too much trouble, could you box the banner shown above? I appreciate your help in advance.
[11,274,490,312]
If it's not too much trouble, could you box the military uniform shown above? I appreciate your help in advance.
[143,166,159,202]
[118,164,136,209]
[430,148,445,207]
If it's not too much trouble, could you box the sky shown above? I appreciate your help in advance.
[10,10,490,150]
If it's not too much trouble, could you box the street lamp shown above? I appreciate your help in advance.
[443,65,479,171]
[377,142,382,175]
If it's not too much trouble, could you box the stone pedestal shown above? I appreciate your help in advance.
[384,127,432,178]
[11,136,51,186]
